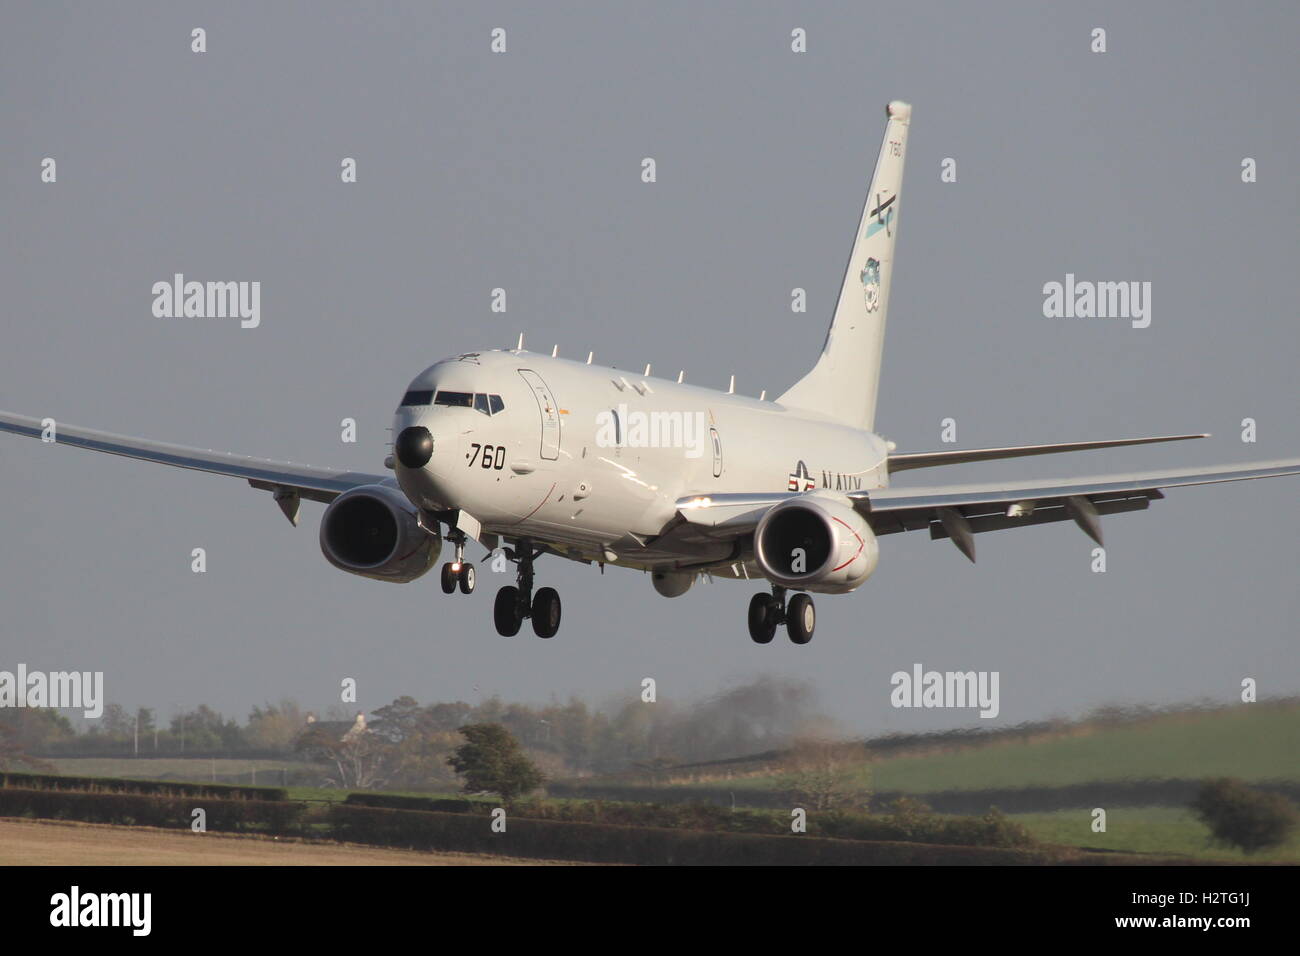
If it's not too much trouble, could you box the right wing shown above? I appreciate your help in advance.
[886,433,1208,473]
[855,458,1300,560]
[0,410,388,524]
[675,457,1300,561]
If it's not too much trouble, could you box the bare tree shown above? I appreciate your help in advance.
[777,736,870,811]
[296,717,390,790]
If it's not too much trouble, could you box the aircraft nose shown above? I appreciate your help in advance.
[395,425,433,469]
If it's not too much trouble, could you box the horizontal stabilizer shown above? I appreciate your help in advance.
[887,434,1208,474]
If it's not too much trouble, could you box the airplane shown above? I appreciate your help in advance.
[4,100,1299,645]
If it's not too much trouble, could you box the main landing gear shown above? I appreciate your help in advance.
[748,586,815,645]
[439,533,476,595]
[493,540,561,639]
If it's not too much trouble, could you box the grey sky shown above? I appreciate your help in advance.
[2,2,1297,735]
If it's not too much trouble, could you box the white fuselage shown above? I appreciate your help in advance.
[391,349,889,572]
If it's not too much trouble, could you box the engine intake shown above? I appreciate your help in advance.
[319,484,441,583]
[754,494,879,593]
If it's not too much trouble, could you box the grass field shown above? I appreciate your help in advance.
[682,701,1300,794]
[0,818,585,866]
[27,701,1297,864]
[49,757,310,786]
[1009,806,1300,863]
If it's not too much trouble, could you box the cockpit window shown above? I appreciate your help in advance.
[433,390,474,408]
[423,390,504,414]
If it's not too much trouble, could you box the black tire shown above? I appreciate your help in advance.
[748,593,777,644]
[440,563,457,594]
[459,563,476,594]
[788,593,815,645]
[494,586,522,636]
[532,587,562,639]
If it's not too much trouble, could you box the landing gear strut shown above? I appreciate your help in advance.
[748,585,814,645]
[493,540,561,639]
[440,532,476,595]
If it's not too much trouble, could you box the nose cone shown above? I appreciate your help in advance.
[395,426,433,469]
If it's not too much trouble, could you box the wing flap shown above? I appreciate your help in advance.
[926,493,1153,539]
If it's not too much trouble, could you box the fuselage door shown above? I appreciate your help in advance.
[518,369,561,460]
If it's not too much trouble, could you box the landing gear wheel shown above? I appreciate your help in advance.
[494,586,522,637]
[787,593,815,645]
[532,587,562,639]
[440,563,457,594]
[748,593,778,644]
[458,563,476,594]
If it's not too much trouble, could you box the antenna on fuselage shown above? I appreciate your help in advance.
[586,351,594,364]
[760,389,767,401]
[727,375,735,394]
[677,370,684,383]
[516,332,525,350]
[643,363,651,376]
[552,344,558,357]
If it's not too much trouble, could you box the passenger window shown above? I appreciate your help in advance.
[473,393,491,416]
[401,389,433,406]
[489,394,504,414]
[433,391,474,408]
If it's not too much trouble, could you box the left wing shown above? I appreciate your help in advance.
[0,410,388,524]
[675,458,1300,561]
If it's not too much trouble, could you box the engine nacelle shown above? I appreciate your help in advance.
[754,494,879,593]
[651,569,694,598]
[319,484,441,583]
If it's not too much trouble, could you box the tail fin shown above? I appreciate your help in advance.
[777,100,911,431]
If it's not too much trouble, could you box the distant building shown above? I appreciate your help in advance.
[295,712,379,747]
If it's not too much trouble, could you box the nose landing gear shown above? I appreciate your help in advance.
[747,585,815,645]
[439,533,476,594]
[493,540,561,639]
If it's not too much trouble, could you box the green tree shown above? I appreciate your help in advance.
[134,707,155,736]
[371,696,461,790]
[1192,777,1298,855]
[0,707,75,752]
[0,723,54,771]
[170,705,245,751]
[245,700,305,751]
[97,703,133,739]
[446,723,544,803]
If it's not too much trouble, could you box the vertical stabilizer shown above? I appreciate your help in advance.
[777,101,910,430]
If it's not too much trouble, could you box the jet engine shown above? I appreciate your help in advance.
[319,484,441,583]
[753,494,879,593]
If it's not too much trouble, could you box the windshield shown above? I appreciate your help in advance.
[429,390,506,415]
